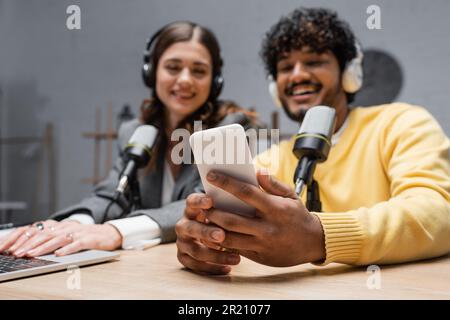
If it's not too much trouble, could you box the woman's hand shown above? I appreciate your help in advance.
[0,219,123,257]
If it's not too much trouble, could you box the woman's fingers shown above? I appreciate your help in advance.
[27,234,74,257]
[8,227,38,253]
[0,226,29,252]
[10,222,61,257]
[13,232,54,257]
[1,221,120,258]
[55,238,85,256]
[9,220,78,257]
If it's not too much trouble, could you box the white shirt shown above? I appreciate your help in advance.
[331,113,349,146]
[161,160,175,206]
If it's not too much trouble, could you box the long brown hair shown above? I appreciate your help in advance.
[140,21,257,169]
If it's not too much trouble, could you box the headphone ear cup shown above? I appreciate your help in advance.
[342,42,364,93]
[210,73,224,100]
[268,79,282,108]
[142,63,151,88]
[142,49,154,89]
[342,60,363,93]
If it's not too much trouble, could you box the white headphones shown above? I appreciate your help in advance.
[268,42,364,107]
[341,42,364,93]
[268,76,282,108]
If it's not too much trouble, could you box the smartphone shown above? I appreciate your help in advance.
[189,124,258,217]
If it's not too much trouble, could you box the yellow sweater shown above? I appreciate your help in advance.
[255,103,450,266]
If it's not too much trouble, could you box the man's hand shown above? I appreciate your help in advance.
[176,194,241,275]
[176,170,326,274]
[205,170,325,267]
[0,219,123,257]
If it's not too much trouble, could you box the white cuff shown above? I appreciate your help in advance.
[64,213,95,225]
[106,215,162,250]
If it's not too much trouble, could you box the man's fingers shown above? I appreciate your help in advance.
[200,239,227,251]
[177,239,240,266]
[205,209,261,235]
[184,206,206,221]
[235,249,261,264]
[175,218,225,243]
[219,231,261,252]
[184,194,214,221]
[186,193,213,210]
[257,170,297,199]
[176,239,239,275]
[206,171,272,214]
[177,252,232,275]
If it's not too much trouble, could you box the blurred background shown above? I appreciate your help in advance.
[1,0,449,223]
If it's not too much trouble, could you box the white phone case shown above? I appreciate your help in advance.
[189,124,258,217]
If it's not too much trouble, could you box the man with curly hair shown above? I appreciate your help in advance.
[176,7,450,274]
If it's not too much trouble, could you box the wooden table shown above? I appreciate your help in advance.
[1,243,449,299]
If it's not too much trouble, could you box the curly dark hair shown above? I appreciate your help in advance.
[260,7,359,103]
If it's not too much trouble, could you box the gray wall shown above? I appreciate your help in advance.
[1,0,449,221]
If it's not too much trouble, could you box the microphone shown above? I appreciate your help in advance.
[293,106,336,197]
[116,125,158,195]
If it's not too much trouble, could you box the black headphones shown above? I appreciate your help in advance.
[142,21,224,101]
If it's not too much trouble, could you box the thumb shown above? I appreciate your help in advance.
[257,169,297,200]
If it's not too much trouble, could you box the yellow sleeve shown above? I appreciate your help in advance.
[314,106,450,266]
[254,139,296,184]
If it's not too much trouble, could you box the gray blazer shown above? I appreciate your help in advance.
[50,112,255,243]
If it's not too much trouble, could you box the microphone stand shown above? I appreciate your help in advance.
[128,177,142,210]
[117,157,143,212]
[306,179,321,212]
[294,157,322,212]
[100,172,142,221]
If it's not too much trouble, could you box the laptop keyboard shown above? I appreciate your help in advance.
[0,253,57,273]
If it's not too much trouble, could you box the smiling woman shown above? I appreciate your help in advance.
[0,21,259,258]
[156,40,214,128]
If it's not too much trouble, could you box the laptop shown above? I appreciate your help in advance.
[0,230,119,282]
